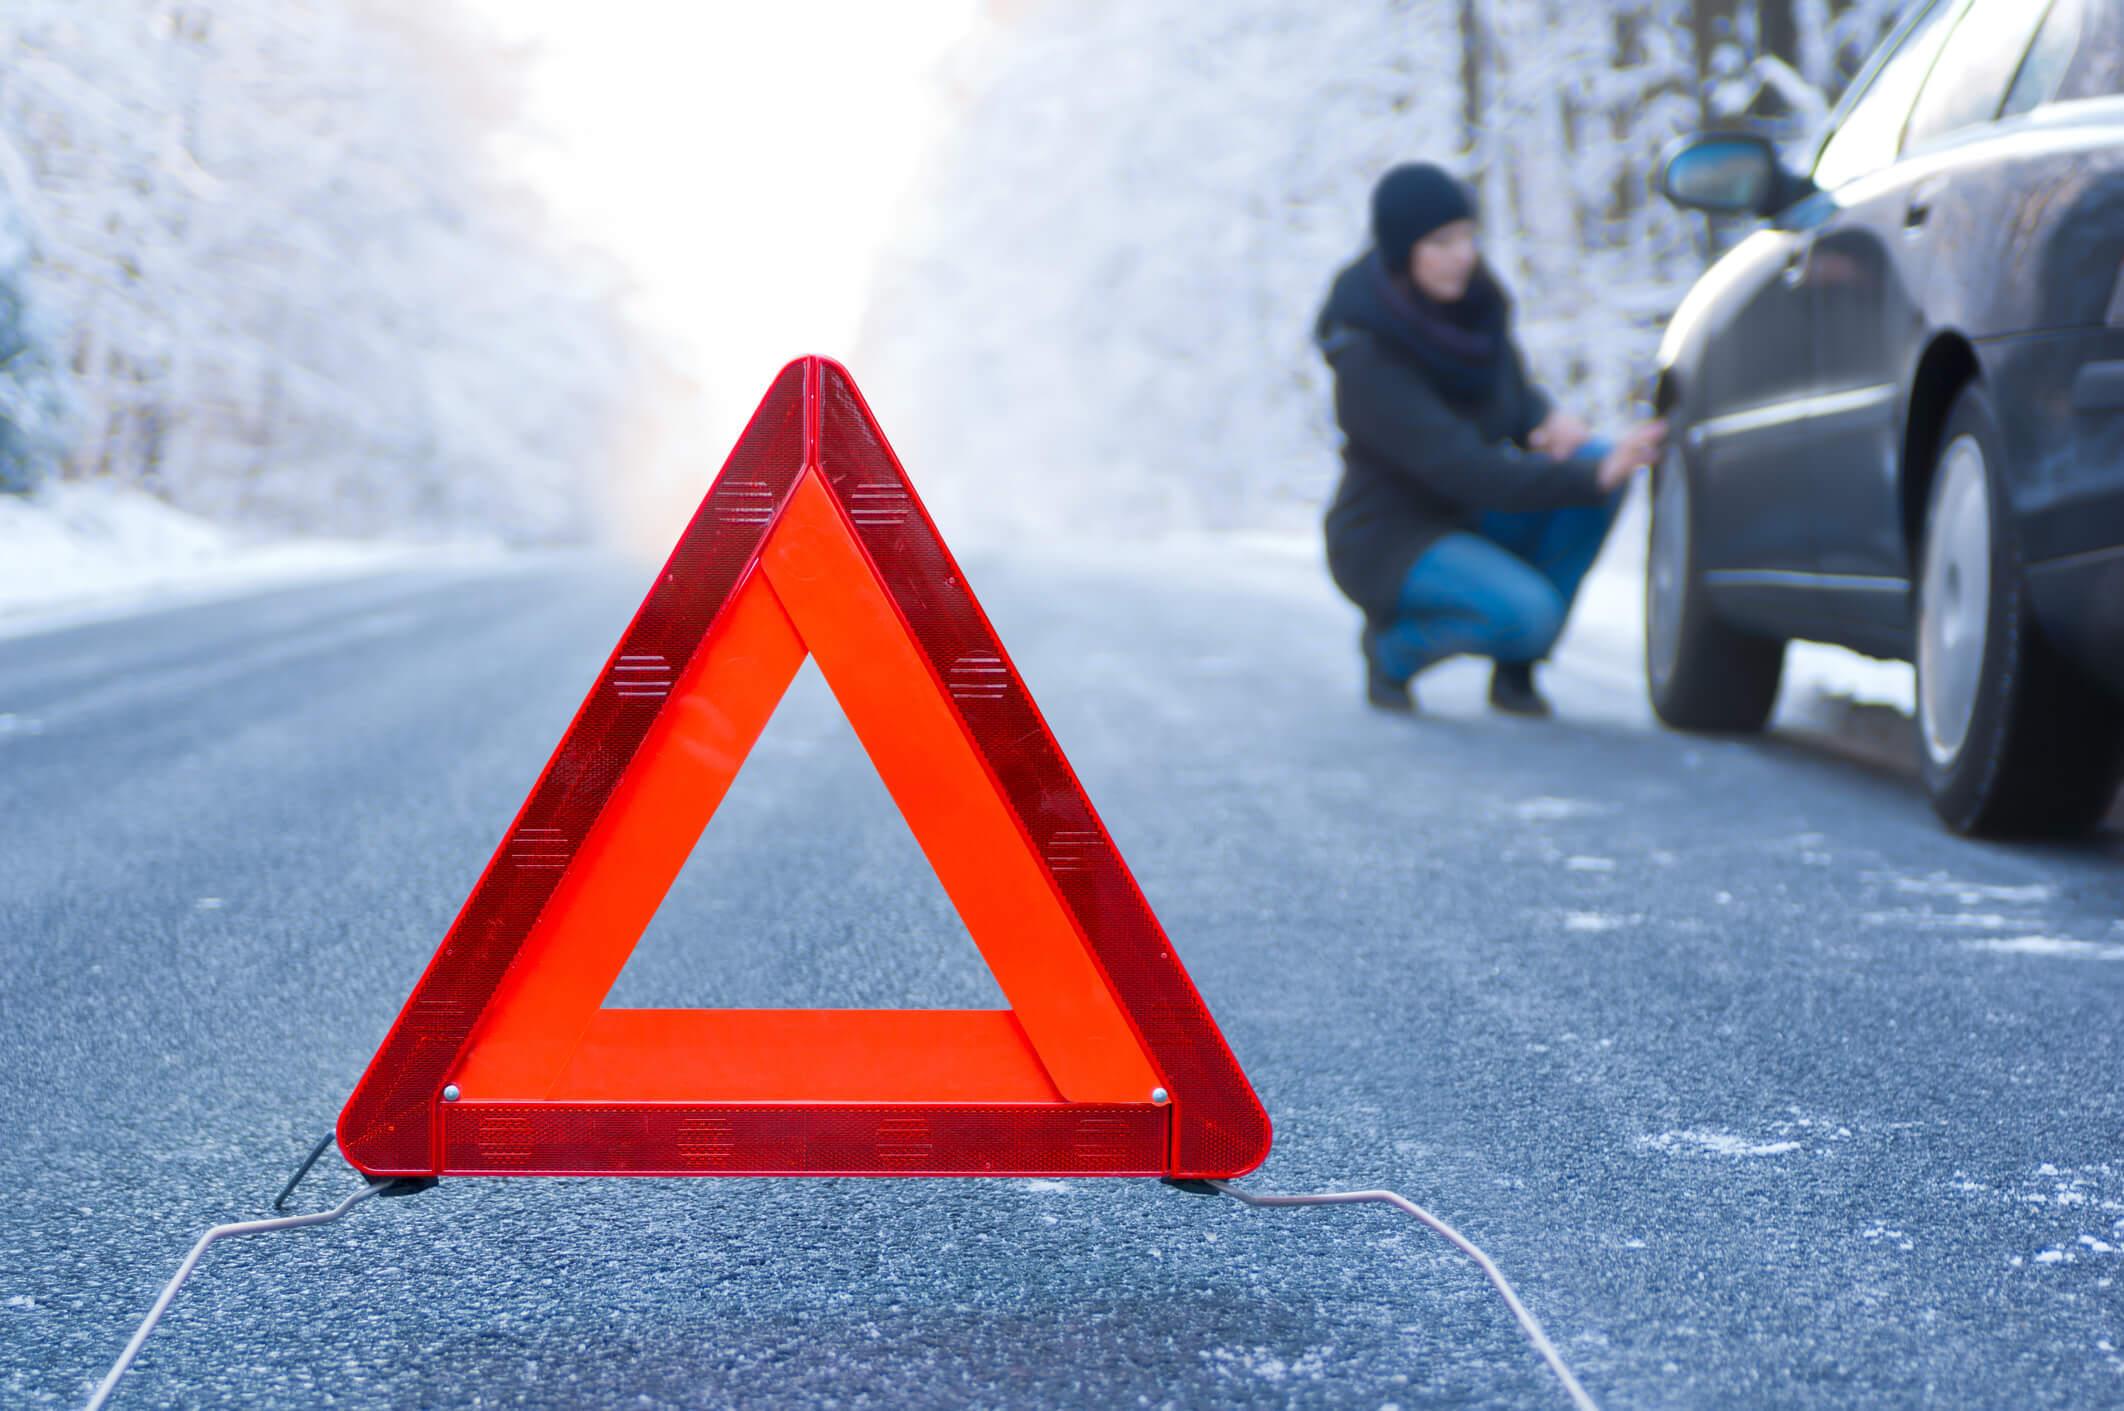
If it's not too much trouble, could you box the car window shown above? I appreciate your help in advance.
[1814,0,1964,190]
[1905,0,2057,149]
[2003,0,2086,116]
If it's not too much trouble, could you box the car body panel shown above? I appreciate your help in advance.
[1916,101,2124,338]
[1988,323,2124,693]
[1805,168,1932,606]
[2028,547,2124,694]
[1671,225,1820,581]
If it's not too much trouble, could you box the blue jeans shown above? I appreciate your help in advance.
[1369,486,1621,684]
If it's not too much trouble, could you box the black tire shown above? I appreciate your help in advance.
[1915,383,2124,837]
[1645,438,1786,731]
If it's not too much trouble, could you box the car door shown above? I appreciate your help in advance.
[1806,0,2058,639]
[1683,221,1823,587]
[1687,0,1960,627]
[1673,227,1826,590]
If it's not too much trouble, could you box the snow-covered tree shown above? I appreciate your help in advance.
[1459,0,1903,419]
[1410,0,1906,437]
[0,128,68,495]
[858,0,1910,541]
[0,1,639,539]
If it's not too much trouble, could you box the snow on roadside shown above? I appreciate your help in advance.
[997,491,1917,726]
[0,481,505,637]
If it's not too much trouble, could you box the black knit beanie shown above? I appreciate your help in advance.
[1370,163,1476,274]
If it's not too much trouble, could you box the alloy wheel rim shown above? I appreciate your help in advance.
[1917,433,1992,768]
[1648,446,1688,687]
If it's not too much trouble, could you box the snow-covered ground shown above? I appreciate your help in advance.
[0,481,506,639]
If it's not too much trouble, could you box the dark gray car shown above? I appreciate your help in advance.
[1652,0,2124,837]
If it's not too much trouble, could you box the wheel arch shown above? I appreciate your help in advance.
[1901,334,1981,563]
[1652,367,1682,418]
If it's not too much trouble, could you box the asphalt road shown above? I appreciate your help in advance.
[3,539,2122,1410]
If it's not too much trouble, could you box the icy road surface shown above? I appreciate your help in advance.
[3,541,2121,1409]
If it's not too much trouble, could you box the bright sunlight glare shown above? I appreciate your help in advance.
[466,0,981,509]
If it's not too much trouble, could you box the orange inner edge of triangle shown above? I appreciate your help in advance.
[450,470,1163,1108]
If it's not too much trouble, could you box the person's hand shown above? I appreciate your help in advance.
[1596,419,1667,493]
[1529,409,1593,461]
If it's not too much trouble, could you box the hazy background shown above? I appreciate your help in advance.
[0,0,1910,560]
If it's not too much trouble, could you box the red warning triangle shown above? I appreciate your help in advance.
[338,358,1271,1180]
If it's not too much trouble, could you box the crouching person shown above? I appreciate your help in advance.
[1319,162,1665,716]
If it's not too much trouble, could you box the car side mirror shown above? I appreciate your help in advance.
[1660,133,1793,217]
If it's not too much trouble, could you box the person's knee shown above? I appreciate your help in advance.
[1491,585,1567,661]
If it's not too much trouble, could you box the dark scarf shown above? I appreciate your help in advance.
[1315,249,1511,402]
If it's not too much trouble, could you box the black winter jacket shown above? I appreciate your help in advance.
[1316,253,1607,624]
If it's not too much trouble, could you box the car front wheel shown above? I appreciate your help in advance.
[1915,383,2123,836]
[1646,439,1785,732]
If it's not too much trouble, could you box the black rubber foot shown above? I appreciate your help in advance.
[376,1177,438,1199]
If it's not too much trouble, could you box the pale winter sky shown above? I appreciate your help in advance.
[463,0,980,445]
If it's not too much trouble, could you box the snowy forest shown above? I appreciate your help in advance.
[857,0,1908,538]
[0,1,639,540]
[0,1,1910,544]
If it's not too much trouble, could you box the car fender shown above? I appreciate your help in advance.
[1654,228,1803,422]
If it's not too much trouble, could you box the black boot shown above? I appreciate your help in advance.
[1488,660,1552,717]
[1362,628,1415,713]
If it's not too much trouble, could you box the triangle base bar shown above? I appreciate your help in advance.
[440,1102,1169,1177]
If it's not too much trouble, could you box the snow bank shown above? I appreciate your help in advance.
[0,481,501,637]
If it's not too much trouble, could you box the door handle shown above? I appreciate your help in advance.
[1782,238,1814,287]
[1905,178,1944,231]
